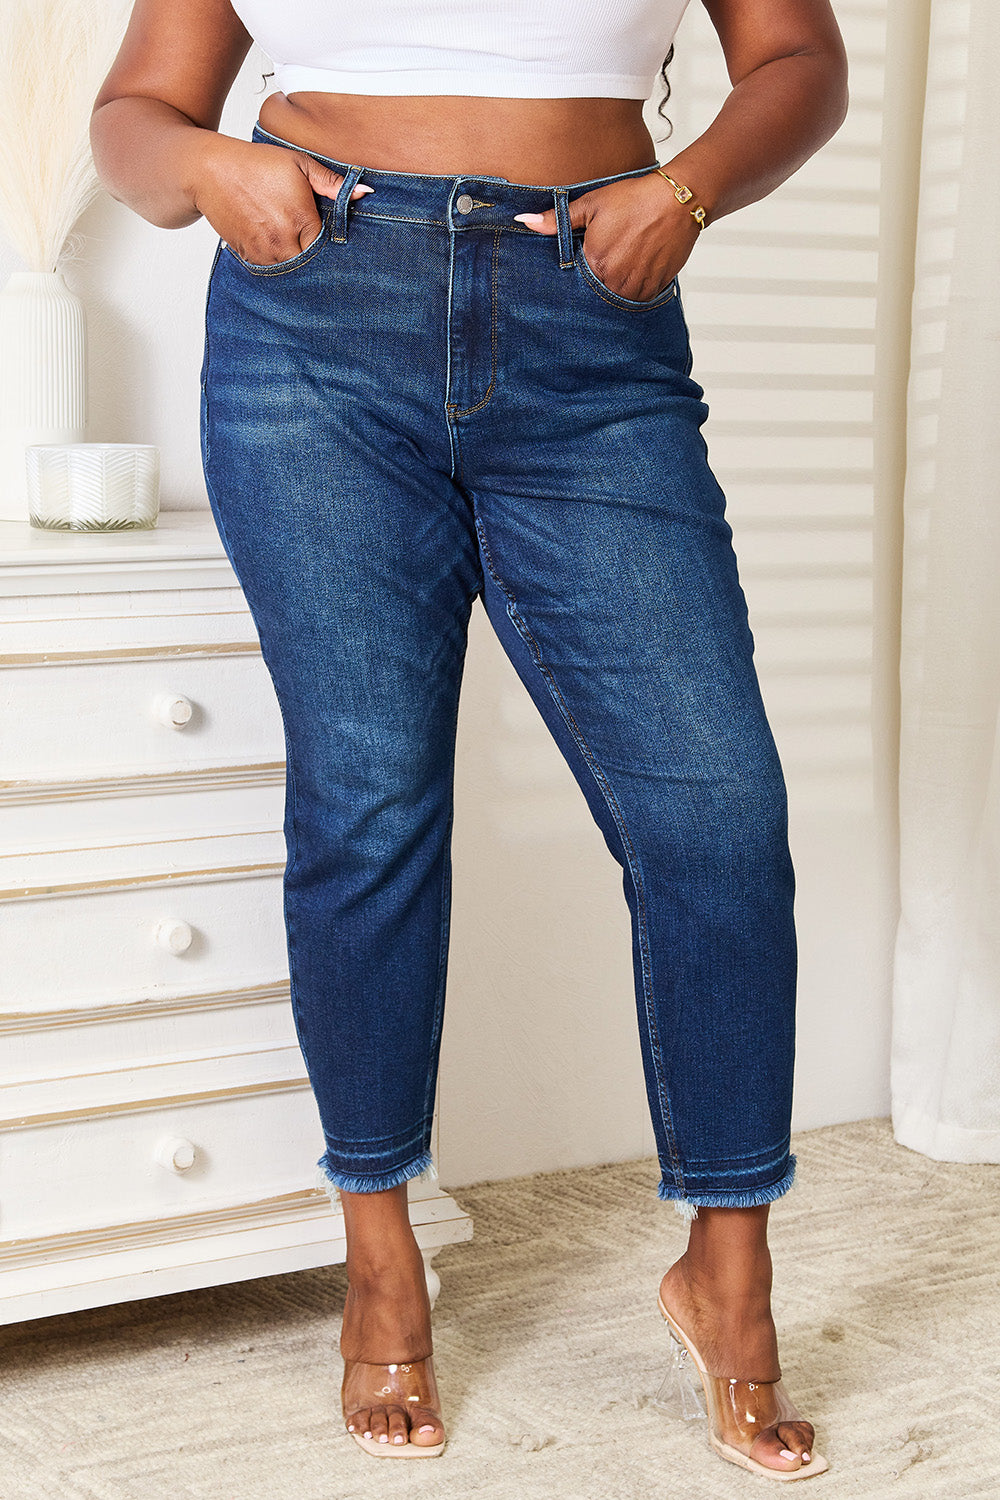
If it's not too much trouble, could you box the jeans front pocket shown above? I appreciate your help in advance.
[222,212,330,276]
[574,238,678,311]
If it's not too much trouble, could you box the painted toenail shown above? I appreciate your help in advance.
[418,1425,436,1433]
[393,1435,405,1443]
[802,1451,811,1461]
[780,1449,798,1461]
[378,1434,389,1443]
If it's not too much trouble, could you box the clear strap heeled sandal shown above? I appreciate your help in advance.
[655,1294,829,1481]
[341,1355,446,1458]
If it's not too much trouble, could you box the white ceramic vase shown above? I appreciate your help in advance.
[0,271,87,522]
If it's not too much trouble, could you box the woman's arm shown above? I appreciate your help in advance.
[518,0,849,303]
[667,0,849,220]
[90,0,254,228]
[90,0,368,260]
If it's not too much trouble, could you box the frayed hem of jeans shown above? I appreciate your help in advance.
[659,1155,797,1222]
[314,1149,436,1201]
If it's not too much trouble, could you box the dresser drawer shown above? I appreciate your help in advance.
[0,1047,446,1246]
[0,648,285,782]
[2,984,299,1084]
[0,1051,322,1241]
[1,857,288,1011]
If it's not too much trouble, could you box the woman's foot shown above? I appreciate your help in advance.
[339,1185,445,1451]
[659,1206,816,1475]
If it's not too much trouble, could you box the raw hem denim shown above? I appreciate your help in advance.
[659,1154,798,1222]
[315,1149,436,1200]
[200,122,800,1206]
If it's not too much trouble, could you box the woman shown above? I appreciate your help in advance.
[92,0,848,1479]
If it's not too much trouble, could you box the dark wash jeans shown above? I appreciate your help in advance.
[200,121,798,1218]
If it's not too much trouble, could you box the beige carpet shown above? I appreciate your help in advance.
[2,1118,998,1499]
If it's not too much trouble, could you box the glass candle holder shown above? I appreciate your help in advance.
[26,443,160,531]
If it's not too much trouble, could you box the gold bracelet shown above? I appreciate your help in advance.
[654,167,708,229]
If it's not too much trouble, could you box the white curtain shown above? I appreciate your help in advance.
[890,0,1000,1160]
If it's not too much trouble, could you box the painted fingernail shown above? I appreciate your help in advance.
[780,1449,799,1461]
[352,185,375,197]
[513,213,545,224]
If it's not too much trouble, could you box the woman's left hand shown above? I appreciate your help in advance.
[514,171,701,303]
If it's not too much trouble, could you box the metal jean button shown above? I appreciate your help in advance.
[455,193,474,214]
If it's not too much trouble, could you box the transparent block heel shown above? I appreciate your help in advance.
[654,1326,707,1421]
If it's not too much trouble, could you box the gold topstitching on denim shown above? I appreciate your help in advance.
[351,212,447,227]
[554,189,575,269]
[224,212,330,275]
[445,226,502,419]
[575,245,678,311]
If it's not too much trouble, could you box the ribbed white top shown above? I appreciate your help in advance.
[230,0,691,99]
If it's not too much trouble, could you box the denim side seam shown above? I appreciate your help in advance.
[198,244,221,471]
[674,278,696,378]
[422,797,455,1128]
[472,514,686,1197]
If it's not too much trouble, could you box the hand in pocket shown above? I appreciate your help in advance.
[194,136,373,267]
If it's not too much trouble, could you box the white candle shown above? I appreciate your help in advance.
[26,443,160,530]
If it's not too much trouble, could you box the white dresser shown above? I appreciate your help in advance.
[0,512,471,1325]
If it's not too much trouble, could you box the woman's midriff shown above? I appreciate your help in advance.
[257,92,660,185]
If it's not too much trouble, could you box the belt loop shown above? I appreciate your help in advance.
[553,188,575,269]
[331,163,365,243]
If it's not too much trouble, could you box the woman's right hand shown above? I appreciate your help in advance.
[191,134,373,265]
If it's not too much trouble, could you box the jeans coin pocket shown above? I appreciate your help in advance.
[574,239,677,311]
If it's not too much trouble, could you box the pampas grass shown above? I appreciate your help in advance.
[0,0,130,272]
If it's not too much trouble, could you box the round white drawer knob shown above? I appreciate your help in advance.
[151,693,194,728]
[154,918,194,954]
[155,1136,197,1173]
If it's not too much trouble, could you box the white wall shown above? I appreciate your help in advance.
[1,3,893,1189]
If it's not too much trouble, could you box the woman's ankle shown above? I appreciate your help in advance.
[681,1206,774,1288]
[341,1183,426,1287]
[663,1247,774,1317]
[345,1252,428,1299]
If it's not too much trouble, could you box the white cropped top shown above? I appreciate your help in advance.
[229,0,692,101]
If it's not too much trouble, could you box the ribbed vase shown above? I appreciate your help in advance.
[0,271,87,522]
